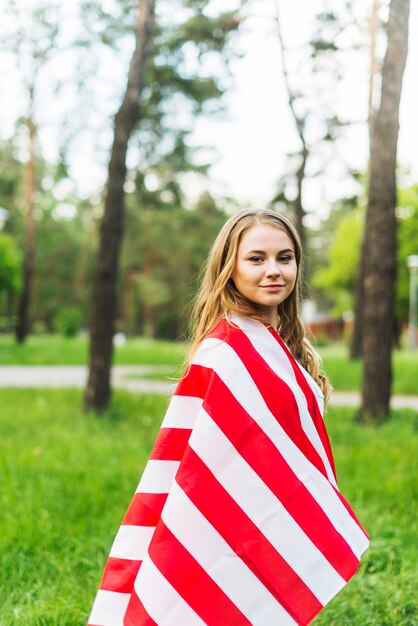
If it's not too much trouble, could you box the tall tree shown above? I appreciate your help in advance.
[85,0,241,411]
[2,3,60,342]
[15,89,37,343]
[272,1,358,247]
[85,0,157,412]
[360,0,410,422]
[350,0,381,359]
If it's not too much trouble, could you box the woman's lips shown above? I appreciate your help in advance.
[261,284,285,291]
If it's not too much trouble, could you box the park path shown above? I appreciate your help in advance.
[1,365,418,410]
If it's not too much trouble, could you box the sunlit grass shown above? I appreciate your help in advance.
[321,345,418,395]
[0,334,187,367]
[1,334,417,394]
[0,389,417,624]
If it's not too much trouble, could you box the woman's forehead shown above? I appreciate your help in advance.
[238,224,294,251]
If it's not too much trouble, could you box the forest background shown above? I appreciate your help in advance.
[0,0,417,345]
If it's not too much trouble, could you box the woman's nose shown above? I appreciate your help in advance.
[265,259,281,277]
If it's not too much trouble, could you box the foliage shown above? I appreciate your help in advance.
[397,185,418,321]
[77,0,242,202]
[53,307,83,338]
[121,192,227,338]
[0,141,23,220]
[0,389,416,624]
[312,183,418,323]
[313,210,363,315]
[0,233,22,295]
[0,1,243,340]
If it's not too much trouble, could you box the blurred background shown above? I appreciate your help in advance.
[1,0,417,345]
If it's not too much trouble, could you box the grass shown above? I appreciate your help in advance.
[0,334,187,367]
[0,389,417,625]
[1,334,418,395]
[320,345,418,395]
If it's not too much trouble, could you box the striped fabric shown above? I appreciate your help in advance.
[88,315,369,626]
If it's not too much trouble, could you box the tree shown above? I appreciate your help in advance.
[121,191,227,339]
[350,0,381,359]
[85,0,242,411]
[272,1,361,247]
[1,2,61,342]
[360,0,410,422]
[85,0,157,412]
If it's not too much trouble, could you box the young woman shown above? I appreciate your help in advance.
[88,209,368,626]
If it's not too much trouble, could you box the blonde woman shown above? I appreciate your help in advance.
[89,209,368,626]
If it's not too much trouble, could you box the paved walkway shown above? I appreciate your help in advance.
[1,365,418,410]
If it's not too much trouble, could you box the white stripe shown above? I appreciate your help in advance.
[109,525,155,561]
[135,553,207,625]
[136,459,180,494]
[194,337,369,557]
[162,395,203,429]
[162,481,297,626]
[190,408,345,604]
[229,315,334,485]
[88,589,129,626]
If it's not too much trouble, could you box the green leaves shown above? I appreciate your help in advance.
[0,233,22,295]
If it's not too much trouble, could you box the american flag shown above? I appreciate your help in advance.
[88,315,369,626]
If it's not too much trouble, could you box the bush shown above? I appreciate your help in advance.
[53,307,82,338]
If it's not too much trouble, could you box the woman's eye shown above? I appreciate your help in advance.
[250,256,263,263]
[279,255,292,263]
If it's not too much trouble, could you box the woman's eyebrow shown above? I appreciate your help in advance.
[245,248,294,255]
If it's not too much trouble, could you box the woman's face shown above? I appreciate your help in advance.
[231,224,298,326]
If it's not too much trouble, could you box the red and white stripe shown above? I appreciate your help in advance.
[88,315,368,626]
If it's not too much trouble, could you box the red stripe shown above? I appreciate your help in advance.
[100,557,141,594]
[266,325,336,478]
[148,521,253,625]
[175,363,213,398]
[203,372,360,580]
[124,589,158,626]
[123,492,168,526]
[177,447,322,625]
[210,321,331,481]
[150,427,192,461]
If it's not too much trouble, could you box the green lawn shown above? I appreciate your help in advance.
[321,345,418,396]
[0,334,187,367]
[0,389,417,625]
[1,334,417,395]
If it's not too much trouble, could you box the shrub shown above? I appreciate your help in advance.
[54,307,82,338]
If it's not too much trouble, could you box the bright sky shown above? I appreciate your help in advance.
[196,0,418,215]
[0,0,417,221]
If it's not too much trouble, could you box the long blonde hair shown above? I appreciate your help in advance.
[188,209,330,402]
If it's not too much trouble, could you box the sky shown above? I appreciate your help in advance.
[194,0,418,215]
[0,0,417,222]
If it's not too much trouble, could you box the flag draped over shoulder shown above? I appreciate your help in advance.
[88,315,369,626]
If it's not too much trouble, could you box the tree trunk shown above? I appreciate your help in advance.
[15,110,36,344]
[85,0,156,412]
[360,0,409,422]
[350,0,381,360]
